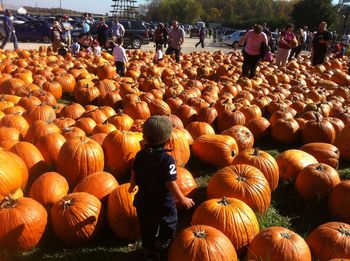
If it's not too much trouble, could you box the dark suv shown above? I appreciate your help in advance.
[87,19,149,49]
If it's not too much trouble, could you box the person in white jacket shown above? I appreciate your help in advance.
[112,17,125,39]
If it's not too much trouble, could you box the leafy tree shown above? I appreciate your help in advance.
[291,0,337,30]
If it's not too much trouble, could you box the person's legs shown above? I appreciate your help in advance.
[165,46,174,55]
[250,55,261,78]
[201,39,204,48]
[11,33,18,50]
[312,51,326,66]
[116,61,125,76]
[0,32,11,49]
[242,52,250,78]
[281,49,291,67]
[294,45,302,59]
[275,48,283,67]
[174,48,180,62]
[289,48,296,61]
[137,209,159,259]
[195,41,200,47]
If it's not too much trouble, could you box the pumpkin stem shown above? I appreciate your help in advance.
[63,199,73,209]
[316,164,325,171]
[218,197,230,206]
[0,195,17,209]
[231,150,236,157]
[338,227,350,237]
[280,232,291,239]
[236,176,247,182]
[252,148,260,156]
[193,229,207,239]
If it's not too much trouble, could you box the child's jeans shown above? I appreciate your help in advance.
[136,205,177,257]
[115,61,125,77]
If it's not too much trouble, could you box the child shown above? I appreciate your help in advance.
[112,37,128,77]
[58,42,68,57]
[129,116,195,260]
[93,39,101,57]
[71,38,80,55]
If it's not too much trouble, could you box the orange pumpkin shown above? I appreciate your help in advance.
[328,181,350,224]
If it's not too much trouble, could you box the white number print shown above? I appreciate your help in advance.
[169,164,177,175]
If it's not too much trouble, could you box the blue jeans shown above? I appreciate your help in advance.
[1,31,18,50]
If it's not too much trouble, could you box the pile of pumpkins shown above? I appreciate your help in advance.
[0,46,349,260]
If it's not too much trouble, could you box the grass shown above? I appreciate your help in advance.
[2,139,349,260]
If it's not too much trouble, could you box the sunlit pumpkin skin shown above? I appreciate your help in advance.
[328,181,350,224]
[192,197,259,253]
[165,128,191,167]
[57,137,105,187]
[0,197,47,251]
[301,117,336,144]
[168,225,237,261]
[0,114,29,138]
[192,134,238,167]
[295,163,340,202]
[245,116,271,140]
[276,149,318,181]
[29,172,69,208]
[232,148,279,191]
[107,183,140,240]
[102,130,140,178]
[221,125,254,151]
[25,119,61,145]
[74,171,119,202]
[207,164,271,213]
[35,133,66,166]
[334,125,350,161]
[176,167,197,197]
[185,121,215,140]
[247,226,312,261]
[306,222,350,261]
[300,142,340,169]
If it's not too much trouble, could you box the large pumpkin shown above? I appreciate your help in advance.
[165,128,191,167]
[50,192,102,246]
[192,197,259,253]
[306,222,350,261]
[102,130,141,178]
[192,134,238,166]
[334,125,350,161]
[232,148,279,191]
[247,226,312,261]
[221,125,254,151]
[168,225,237,261]
[35,133,66,166]
[276,149,318,181]
[328,181,350,224]
[107,183,140,240]
[295,163,340,202]
[300,142,340,169]
[207,164,271,213]
[29,172,69,208]
[57,137,105,187]
[74,171,119,202]
[185,121,215,140]
[0,197,47,251]
[176,167,197,197]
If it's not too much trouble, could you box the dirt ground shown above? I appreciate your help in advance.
[2,37,234,53]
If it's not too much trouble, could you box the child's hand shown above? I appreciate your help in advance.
[180,197,195,209]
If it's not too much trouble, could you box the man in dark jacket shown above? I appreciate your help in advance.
[0,10,18,50]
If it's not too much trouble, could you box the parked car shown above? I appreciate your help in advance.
[190,28,199,38]
[223,30,246,48]
[219,28,237,41]
[13,20,52,43]
[0,15,26,40]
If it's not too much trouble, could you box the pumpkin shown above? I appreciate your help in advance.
[50,192,102,246]
[25,119,61,145]
[107,110,134,131]
[102,130,140,178]
[276,149,318,181]
[0,197,47,251]
[192,134,238,167]
[207,164,271,213]
[107,183,140,240]
[0,114,29,138]
[58,103,85,120]
[328,181,350,224]
[232,148,279,191]
[295,163,340,202]
[24,103,56,125]
[306,222,350,261]
[29,172,69,208]
[74,171,119,202]
[334,125,350,161]
[176,167,197,197]
[192,197,259,253]
[35,133,66,166]
[185,121,215,140]
[164,128,191,167]
[221,125,254,151]
[245,116,271,140]
[57,137,104,187]
[247,226,312,261]
[300,142,340,169]
[168,225,237,261]
[216,108,246,133]
[0,126,20,143]
[301,117,336,144]
[271,118,300,144]
[0,150,28,200]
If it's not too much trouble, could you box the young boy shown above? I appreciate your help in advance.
[71,38,80,55]
[112,37,128,77]
[129,116,195,260]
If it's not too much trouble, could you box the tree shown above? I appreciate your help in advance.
[292,0,337,30]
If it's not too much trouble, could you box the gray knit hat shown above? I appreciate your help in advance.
[143,116,173,145]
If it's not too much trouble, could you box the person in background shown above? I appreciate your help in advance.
[129,115,195,261]
[93,40,101,57]
[238,24,268,79]
[312,21,332,66]
[71,38,80,55]
[195,27,205,48]
[289,28,304,61]
[154,23,168,51]
[58,42,68,56]
[112,17,125,40]
[275,24,297,67]
[78,33,94,50]
[61,16,73,47]
[0,9,18,50]
[113,37,128,77]
[208,28,212,39]
[81,14,91,36]
[165,20,185,63]
[96,17,109,50]
[52,20,63,52]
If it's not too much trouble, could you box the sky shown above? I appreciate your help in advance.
[5,0,340,14]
